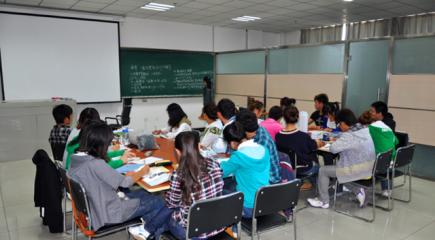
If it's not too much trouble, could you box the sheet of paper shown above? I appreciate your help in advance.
[129,157,163,165]
[110,156,121,161]
[116,164,144,173]
[154,166,169,172]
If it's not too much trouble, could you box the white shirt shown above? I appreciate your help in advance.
[201,120,223,148]
[161,123,192,139]
[67,128,80,144]
[326,118,337,129]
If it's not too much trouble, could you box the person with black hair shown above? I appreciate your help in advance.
[49,104,73,145]
[202,76,215,106]
[153,103,192,139]
[276,106,322,190]
[318,102,342,133]
[67,107,100,143]
[370,101,396,133]
[248,100,264,123]
[236,110,281,184]
[200,103,223,148]
[221,122,270,230]
[259,106,284,141]
[308,93,329,127]
[64,120,133,170]
[308,109,376,209]
[129,132,225,240]
[67,121,164,232]
[211,98,237,153]
[280,97,296,109]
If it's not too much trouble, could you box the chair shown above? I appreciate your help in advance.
[50,143,66,162]
[192,130,201,142]
[277,146,317,207]
[377,144,415,203]
[160,191,244,240]
[241,179,301,240]
[69,178,141,240]
[394,131,409,188]
[333,149,393,222]
[105,98,132,130]
[55,161,73,234]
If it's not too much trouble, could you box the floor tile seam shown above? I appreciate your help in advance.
[0,185,10,235]
[292,215,327,229]
[399,219,435,240]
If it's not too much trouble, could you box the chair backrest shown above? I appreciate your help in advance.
[395,131,409,149]
[69,178,91,219]
[253,179,301,218]
[394,144,415,169]
[121,98,132,126]
[51,143,66,161]
[186,191,244,239]
[373,149,393,175]
[276,146,297,172]
[192,130,201,142]
[55,161,71,194]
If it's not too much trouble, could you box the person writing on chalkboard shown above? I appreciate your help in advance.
[202,76,215,106]
[153,103,192,139]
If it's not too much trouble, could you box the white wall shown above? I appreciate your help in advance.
[263,32,281,47]
[213,27,247,52]
[284,30,301,45]
[247,30,263,49]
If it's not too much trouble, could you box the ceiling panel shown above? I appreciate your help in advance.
[2,0,435,34]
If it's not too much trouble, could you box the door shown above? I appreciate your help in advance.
[344,40,390,117]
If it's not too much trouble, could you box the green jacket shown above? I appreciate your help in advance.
[65,136,124,170]
[368,121,399,162]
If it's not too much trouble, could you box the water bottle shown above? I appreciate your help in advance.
[122,127,130,146]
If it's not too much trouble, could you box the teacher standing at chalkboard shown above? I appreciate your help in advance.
[202,76,215,106]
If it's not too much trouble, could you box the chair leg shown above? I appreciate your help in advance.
[293,206,297,240]
[251,218,257,240]
[63,190,67,233]
[237,222,242,240]
[395,169,412,203]
[333,181,374,222]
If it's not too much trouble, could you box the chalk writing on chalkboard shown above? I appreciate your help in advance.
[128,64,213,94]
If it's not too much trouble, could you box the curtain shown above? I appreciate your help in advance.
[391,13,435,36]
[300,25,343,44]
[347,19,390,40]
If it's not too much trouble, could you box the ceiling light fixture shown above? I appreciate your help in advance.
[141,2,175,11]
[232,16,261,22]
[343,0,354,2]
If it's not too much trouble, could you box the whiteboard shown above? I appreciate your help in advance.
[0,13,121,103]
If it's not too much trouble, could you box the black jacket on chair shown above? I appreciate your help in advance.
[32,149,63,233]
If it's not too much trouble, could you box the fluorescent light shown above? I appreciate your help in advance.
[232,16,261,22]
[149,2,174,8]
[141,2,175,11]
[142,6,166,11]
[343,0,354,2]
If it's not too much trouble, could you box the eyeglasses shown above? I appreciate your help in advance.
[337,122,342,128]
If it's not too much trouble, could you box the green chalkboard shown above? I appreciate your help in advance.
[120,49,214,97]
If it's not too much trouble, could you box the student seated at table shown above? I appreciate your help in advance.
[221,122,270,221]
[211,98,236,154]
[308,93,329,127]
[248,100,264,123]
[370,101,396,133]
[280,97,296,109]
[236,110,281,184]
[67,121,164,232]
[308,109,376,209]
[259,106,284,141]
[49,104,73,146]
[279,97,296,127]
[359,111,398,197]
[153,103,192,139]
[200,103,223,148]
[129,131,224,240]
[64,120,134,170]
[275,106,322,190]
[63,108,120,168]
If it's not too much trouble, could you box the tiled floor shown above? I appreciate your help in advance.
[1,159,435,240]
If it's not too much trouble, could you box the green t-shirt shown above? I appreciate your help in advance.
[65,136,124,170]
[368,121,399,162]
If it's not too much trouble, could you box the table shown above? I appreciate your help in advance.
[130,137,229,192]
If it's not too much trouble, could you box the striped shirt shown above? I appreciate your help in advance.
[254,126,282,183]
[166,157,224,239]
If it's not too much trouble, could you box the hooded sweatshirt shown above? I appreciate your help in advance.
[67,153,137,231]
[220,140,270,208]
[259,118,285,141]
[368,121,399,162]
[330,123,376,183]
[161,117,192,139]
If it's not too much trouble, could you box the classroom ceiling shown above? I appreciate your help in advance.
[1,0,435,33]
